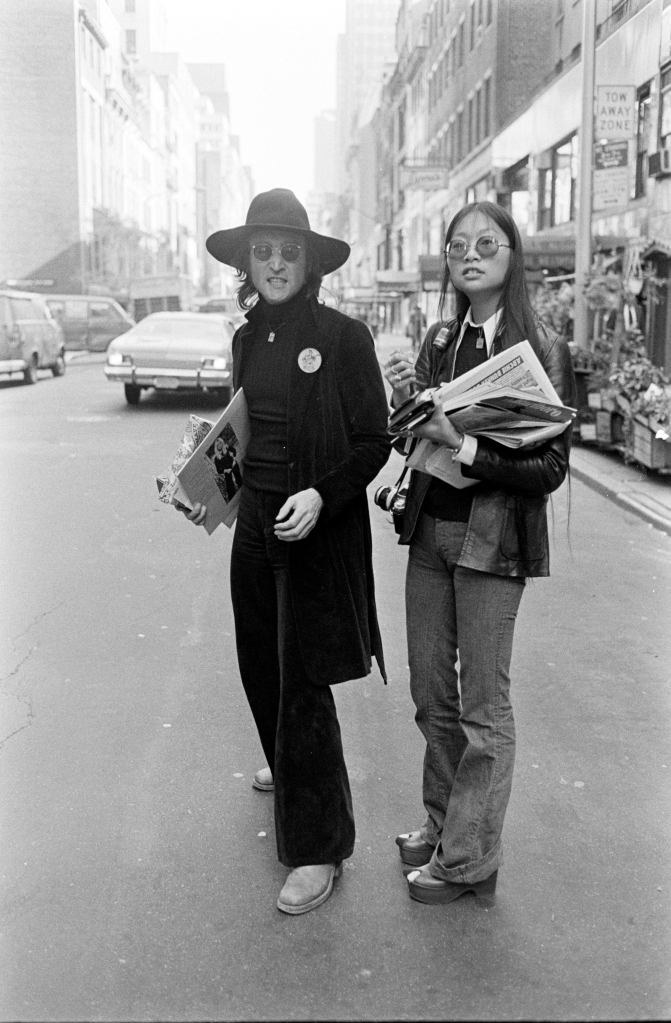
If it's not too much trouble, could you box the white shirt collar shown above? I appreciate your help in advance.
[456,307,502,356]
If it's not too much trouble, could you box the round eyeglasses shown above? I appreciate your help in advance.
[445,236,512,260]
[251,242,303,264]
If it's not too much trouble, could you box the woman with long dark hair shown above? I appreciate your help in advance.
[384,201,576,905]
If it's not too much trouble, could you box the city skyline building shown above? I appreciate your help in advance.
[0,0,252,315]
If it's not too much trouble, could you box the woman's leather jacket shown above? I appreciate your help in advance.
[398,316,577,577]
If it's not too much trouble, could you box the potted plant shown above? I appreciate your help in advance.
[609,345,671,469]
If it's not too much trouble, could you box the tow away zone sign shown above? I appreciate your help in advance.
[596,86,636,141]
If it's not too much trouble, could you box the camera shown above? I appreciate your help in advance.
[374,480,409,535]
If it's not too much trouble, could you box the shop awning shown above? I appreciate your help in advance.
[376,269,420,293]
[521,233,628,272]
[419,255,444,291]
[343,287,375,303]
[641,238,671,259]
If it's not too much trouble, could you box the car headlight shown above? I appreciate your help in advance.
[107,352,132,366]
[202,356,227,370]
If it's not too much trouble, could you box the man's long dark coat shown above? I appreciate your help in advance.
[232,297,391,685]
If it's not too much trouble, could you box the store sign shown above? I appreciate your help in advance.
[401,165,449,190]
[593,141,630,209]
[596,86,636,140]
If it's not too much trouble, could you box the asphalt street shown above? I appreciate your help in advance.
[1,354,670,1021]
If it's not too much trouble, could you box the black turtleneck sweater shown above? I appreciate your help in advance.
[239,288,309,494]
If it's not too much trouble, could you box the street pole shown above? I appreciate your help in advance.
[574,0,597,351]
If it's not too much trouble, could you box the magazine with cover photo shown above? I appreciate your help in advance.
[157,389,250,535]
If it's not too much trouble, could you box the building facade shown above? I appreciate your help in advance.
[331,0,671,369]
[0,0,251,317]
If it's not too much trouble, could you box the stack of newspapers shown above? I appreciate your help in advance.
[388,340,576,490]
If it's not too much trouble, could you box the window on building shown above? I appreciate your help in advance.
[457,108,464,161]
[125,29,136,54]
[125,0,136,10]
[398,101,406,149]
[634,82,651,198]
[468,96,474,151]
[501,157,530,228]
[475,87,482,145]
[660,66,671,149]
[486,0,493,26]
[484,76,491,136]
[537,133,578,229]
[469,2,476,50]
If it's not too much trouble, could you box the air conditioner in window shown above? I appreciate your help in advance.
[649,149,671,176]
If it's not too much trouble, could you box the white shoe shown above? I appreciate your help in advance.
[252,766,274,791]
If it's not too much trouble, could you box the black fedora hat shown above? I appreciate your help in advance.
[206,188,350,275]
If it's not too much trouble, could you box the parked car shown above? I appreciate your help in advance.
[196,296,246,330]
[0,288,65,384]
[44,295,134,351]
[104,311,235,405]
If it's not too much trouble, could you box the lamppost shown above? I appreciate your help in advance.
[574,0,597,352]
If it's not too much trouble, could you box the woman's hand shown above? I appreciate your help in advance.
[383,349,416,408]
[274,488,324,542]
[176,501,207,526]
[410,393,464,449]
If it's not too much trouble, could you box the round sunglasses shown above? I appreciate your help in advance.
[251,242,303,264]
[445,236,512,260]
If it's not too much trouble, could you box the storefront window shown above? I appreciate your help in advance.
[502,158,530,229]
[660,66,671,149]
[634,83,651,198]
[537,134,578,229]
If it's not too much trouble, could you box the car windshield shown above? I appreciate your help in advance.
[133,318,227,340]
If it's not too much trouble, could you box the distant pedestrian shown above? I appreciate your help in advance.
[384,201,577,905]
[406,302,426,353]
[368,306,379,341]
[181,189,390,915]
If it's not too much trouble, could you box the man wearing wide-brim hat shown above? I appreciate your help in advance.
[184,189,390,914]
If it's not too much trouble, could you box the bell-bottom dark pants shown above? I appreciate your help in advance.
[230,485,356,868]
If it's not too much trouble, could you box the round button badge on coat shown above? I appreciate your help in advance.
[298,348,322,373]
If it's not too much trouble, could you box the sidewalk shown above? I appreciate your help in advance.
[374,331,671,537]
[570,444,671,536]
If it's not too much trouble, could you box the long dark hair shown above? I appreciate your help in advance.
[233,236,324,310]
[438,201,540,353]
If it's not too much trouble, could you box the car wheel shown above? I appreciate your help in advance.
[124,383,142,405]
[51,352,66,377]
[23,355,39,385]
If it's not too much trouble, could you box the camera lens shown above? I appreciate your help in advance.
[374,485,395,511]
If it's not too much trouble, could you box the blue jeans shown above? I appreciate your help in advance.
[406,513,525,884]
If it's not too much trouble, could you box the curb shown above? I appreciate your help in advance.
[570,464,671,536]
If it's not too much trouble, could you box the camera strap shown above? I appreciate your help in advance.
[394,462,410,490]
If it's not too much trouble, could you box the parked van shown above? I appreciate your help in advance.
[0,289,65,384]
[44,295,135,351]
